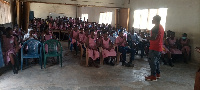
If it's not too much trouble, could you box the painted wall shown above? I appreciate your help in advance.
[30,3,77,19]
[124,0,200,63]
[78,7,117,27]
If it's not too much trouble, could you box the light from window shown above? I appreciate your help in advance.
[99,12,112,24]
[81,14,88,21]
[158,8,168,31]
[147,9,158,30]
[133,8,168,30]
[140,9,148,29]
[133,10,141,29]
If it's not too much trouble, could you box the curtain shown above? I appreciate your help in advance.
[0,1,11,24]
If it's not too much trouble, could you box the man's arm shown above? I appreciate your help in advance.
[141,26,159,40]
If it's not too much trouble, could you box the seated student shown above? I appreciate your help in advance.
[166,30,172,39]
[129,28,139,43]
[49,22,53,30]
[52,22,57,30]
[179,33,191,63]
[167,32,182,60]
[101,31,116,66]
[137,31,149,58]
[2,27,20,74]
[64,23,68,30]
[108,31,116,44]
[86,30,99,68]
[128,28,140,54]
[42,29,55,42]
[77,28,86,46]
[162,32,174,67]
[84,28,90,41]
[115,30,135,67]
[70,26,79,53]
[96,31,102,47]
[60,22,64,30]
[23,30,38,41]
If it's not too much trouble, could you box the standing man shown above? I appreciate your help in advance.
[141,15,164,81]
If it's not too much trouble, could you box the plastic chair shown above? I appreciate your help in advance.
[21,39,42,70]
[43,39,63,68]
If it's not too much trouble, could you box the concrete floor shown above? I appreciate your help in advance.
[0,42,199,90]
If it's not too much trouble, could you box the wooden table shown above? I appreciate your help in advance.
[52,30,69,41]
[52,30,61,40]
[60,30,69,41]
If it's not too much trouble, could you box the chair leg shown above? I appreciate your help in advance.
[57,56,59,64]
[100,53,103,65]
[60,55,62,67]
[40,56,42,69]
[81,45,83,60]
[25,58,28,66]
[117,53,121,64]
[21,58,23,70]
[86,49,88,67]
[44,56,46,68]
[70,43,73,52]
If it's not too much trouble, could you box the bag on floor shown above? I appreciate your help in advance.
[194,68,200,90]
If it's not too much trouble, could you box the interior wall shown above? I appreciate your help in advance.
[30,3,77,19]
[124,0,200,63]
[78,7,117,27]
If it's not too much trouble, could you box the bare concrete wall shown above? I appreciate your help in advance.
[30,3,77,19]
[78,7,117,27]
[124,0,200,63]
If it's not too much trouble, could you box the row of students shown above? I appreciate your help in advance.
[69,26,137,68]
[163,31,191,64]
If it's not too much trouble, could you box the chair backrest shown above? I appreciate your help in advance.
[43,39,62,54]
[22,39,42,55]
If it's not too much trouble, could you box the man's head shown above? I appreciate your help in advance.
[152,15,161,24]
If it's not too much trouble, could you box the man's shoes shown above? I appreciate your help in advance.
[156,74,160,79]
[145,75,157,81]
[122,62,127,66]
[126,62,134,67]
[169,64,174,67]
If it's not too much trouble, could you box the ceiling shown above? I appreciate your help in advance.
[20,0,126,8]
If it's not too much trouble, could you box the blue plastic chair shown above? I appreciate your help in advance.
[21,39,42,70]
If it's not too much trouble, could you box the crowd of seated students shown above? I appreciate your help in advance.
[67,22,151,68]
[162,30,191,66]
[0,16,191,74]
[0,24,58,74]
[26,15,193,67]
[67,21,191,68]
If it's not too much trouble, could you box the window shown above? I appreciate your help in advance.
[133,8,168,30]
[81,14,88,21]
[99,12,112,24]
